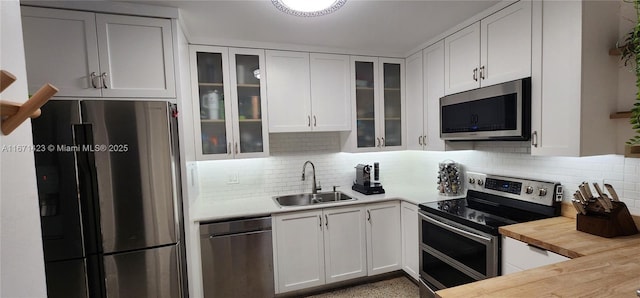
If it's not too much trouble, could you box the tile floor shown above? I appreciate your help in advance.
[305,277,419,298]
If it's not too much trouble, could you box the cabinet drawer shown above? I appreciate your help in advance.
[502,236,569,271]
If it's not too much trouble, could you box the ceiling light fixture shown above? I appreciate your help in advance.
[272,0,346,17]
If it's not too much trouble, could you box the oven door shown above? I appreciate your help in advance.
[418,211,499,296]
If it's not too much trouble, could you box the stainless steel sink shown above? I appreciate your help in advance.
[274,191,356,207]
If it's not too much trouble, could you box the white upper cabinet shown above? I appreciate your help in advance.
[21,7,101,97]
[530,0,619,156]
[346,57,405,152]
[480,1,532,87]
[95,14,175,98]
[266,50,312,132]
[423,41,447,151]
[444,1,532,95]
[310,53,352,131]
[406,41,447,151]
[190,46,269,160]
[21,6,175,98]
[444,22,481,95]
[266,51,351,133]
[405,51,424,151]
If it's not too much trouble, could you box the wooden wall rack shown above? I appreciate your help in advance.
[0,70,57,135]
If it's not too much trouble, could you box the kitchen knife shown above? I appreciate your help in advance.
[604,183,620,202]
[577,184,591,203]
[575,190,588,205]
[581,182,595,200]
[596,196,611,213]
[571,198,587,215]
[592,183,613,210]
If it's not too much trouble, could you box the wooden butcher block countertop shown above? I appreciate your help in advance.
[436,213,640,298]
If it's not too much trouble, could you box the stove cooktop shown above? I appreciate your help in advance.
[419,198,519,235]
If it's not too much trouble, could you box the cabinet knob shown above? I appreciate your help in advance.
[90,72,99,89]
[100,72,109,89]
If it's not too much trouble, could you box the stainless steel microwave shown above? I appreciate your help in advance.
[440,78,531,141]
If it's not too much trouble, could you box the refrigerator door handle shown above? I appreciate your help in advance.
[72,123,107,297]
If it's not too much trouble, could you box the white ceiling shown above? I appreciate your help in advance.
[123,0,500,57]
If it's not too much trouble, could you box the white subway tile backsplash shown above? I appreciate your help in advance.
[195,133,640,215]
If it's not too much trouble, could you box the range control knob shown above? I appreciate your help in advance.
[469,178,476,184]
[477,180,484,186]
[525,186,534,194]
[538,188,547,196]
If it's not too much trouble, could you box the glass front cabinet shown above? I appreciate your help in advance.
[350,56,405,152]
[190,46,269,159]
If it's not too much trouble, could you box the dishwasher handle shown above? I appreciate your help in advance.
[200,216,272,237]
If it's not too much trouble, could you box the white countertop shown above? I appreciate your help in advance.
[190,184,464,222]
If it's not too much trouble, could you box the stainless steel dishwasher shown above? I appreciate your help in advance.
[200,216,274,298]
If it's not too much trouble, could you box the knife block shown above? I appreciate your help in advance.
[577,201,638,238]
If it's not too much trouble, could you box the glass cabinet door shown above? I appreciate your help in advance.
[195,51,230,155]
[382,62,402,147]
[230,50,266,155]
[355,61,377,149]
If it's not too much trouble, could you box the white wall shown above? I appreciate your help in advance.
[0,0,47,296]
[195,134,640,216]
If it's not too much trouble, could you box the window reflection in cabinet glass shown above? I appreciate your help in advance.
[235,54,263,153]
[355,61,376,148]
[383,63,402,147]
[197,52,228,154]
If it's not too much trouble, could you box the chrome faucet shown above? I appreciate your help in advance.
[302,161,321,194]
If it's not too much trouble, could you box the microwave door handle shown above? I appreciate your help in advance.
[420,213,491,244]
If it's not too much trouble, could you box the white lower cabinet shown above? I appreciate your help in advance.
[501,236,569,275]
[366,201,402,275]
[400,202,419,280]
[273,201,401,294]
[273,206,366,294]
[324,206,367,283]
[273,210,326,293]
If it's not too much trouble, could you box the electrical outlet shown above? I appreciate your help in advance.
[227,172,239,184]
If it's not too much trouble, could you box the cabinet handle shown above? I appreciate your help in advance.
[307,115,311,127]
[227,142,231,155]
[318,215,322,230]
[367,210,371,222]
[313,115,317,127]
[473,68,478,82]
[381,137,385,147]
[376,138,381,148]
[90,72,99,88]
[100,72,108,89]
[325,214,328,229]
[234,142,239,154]
[418,136,423,146]
[531,131,538,148]
[480,66,486,80]
[423,135,428,147]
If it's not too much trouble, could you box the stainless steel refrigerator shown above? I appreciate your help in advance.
[32,100,187,298]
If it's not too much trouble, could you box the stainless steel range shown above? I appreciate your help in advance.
[418,172,563,297]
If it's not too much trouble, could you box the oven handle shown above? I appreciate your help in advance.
[420,213,492,244]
